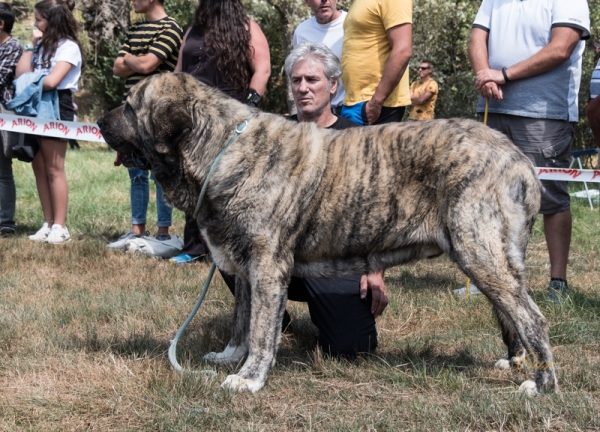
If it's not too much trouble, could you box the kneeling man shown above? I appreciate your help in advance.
[222,42,387,359]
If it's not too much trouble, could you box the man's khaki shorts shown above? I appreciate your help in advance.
[483,113,575,215]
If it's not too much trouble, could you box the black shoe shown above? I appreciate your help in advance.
[0,227,15,238]
[155,233,172,241]
[548,279,569,303]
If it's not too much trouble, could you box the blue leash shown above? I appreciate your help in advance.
[168,115,254,374]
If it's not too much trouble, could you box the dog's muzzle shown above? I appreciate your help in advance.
[97,116,152,171]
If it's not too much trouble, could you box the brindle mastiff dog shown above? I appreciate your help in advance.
[98,73,555,395]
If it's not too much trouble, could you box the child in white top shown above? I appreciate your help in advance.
[15,0,84,244]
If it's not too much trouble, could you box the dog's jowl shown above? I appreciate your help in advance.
[99,73,555,395]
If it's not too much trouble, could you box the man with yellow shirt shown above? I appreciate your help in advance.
[409,61,438,120]
[340,0,412,125]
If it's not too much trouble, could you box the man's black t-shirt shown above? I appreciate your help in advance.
[289,114,359,130]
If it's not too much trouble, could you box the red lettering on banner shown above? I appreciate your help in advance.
[43,121,71,136]
[76,125,103,139]
[0,118,5,128]
[593,171,600,180]
[537,168,582,179]
[11,118,37,132]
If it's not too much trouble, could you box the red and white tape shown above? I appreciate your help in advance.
[0,112,104,143]
[0,113,599,182]
[536,167,600,183]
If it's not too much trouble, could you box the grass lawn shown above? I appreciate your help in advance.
[0,146,599,431]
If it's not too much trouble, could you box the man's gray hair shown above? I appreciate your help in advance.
[284,42,342,90]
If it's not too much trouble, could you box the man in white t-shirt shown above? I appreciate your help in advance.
[468,0,590,303]
[293,0,346,113]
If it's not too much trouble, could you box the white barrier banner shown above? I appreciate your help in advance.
[535,167,600,183]
[0,113,104,143]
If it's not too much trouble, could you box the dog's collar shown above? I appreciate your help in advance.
[193,114,254,218]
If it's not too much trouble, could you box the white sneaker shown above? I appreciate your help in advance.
[46,224,71,244]
[28,222,51,242]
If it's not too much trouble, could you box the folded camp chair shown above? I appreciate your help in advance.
[569,148,599,209]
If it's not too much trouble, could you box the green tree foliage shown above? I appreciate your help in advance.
[411,0,480,120]
[10,0,32,19]
[163,0,196,29]
[80,36,126,111]
[78,0,130,113]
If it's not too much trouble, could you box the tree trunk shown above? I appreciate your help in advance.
[264,0,309,114]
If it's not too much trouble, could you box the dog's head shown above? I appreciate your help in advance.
[98,73,198,183]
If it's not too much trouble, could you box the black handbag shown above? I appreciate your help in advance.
[1,103,39,162]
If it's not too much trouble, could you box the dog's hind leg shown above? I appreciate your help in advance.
[482,283,557,395]
[448,209,557,395]
[221,265,289,393]
[453,246,557,394]
[204,275,251,364]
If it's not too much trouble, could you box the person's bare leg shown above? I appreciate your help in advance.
[32,144,54,225]
[39,138,68,227]
[543,210,572,280]
[157,226,169,235]
[132,223,146,236]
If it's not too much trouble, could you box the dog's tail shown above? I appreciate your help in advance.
[492,152,542,273]
[510,158,542,236]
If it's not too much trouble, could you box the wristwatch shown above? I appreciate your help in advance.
[24,43,34,52]
[245,88,262,107]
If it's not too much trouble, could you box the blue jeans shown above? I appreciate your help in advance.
[0,149,15,229]
[128,168,172,227]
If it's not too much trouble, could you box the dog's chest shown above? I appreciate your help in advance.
[200,229,238,274]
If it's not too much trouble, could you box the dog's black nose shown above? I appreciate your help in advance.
[97,117,104,128]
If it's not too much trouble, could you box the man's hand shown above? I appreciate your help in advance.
[475,68,505,90]
[360,271,388,317]
[365,99,383,124]
[477,81,503,101]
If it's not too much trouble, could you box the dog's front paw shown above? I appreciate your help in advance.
[495,357,511,370]
[221,374,264,393]
[203,344,247,364]
[518,380,538,396]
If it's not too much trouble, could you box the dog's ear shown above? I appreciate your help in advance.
[151,97,193,154]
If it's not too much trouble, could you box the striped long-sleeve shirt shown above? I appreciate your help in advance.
[0,37,23,104]
[118,17,183,100]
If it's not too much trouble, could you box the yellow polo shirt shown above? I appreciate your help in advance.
[341,0,412,107]
[408,78,438,120]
